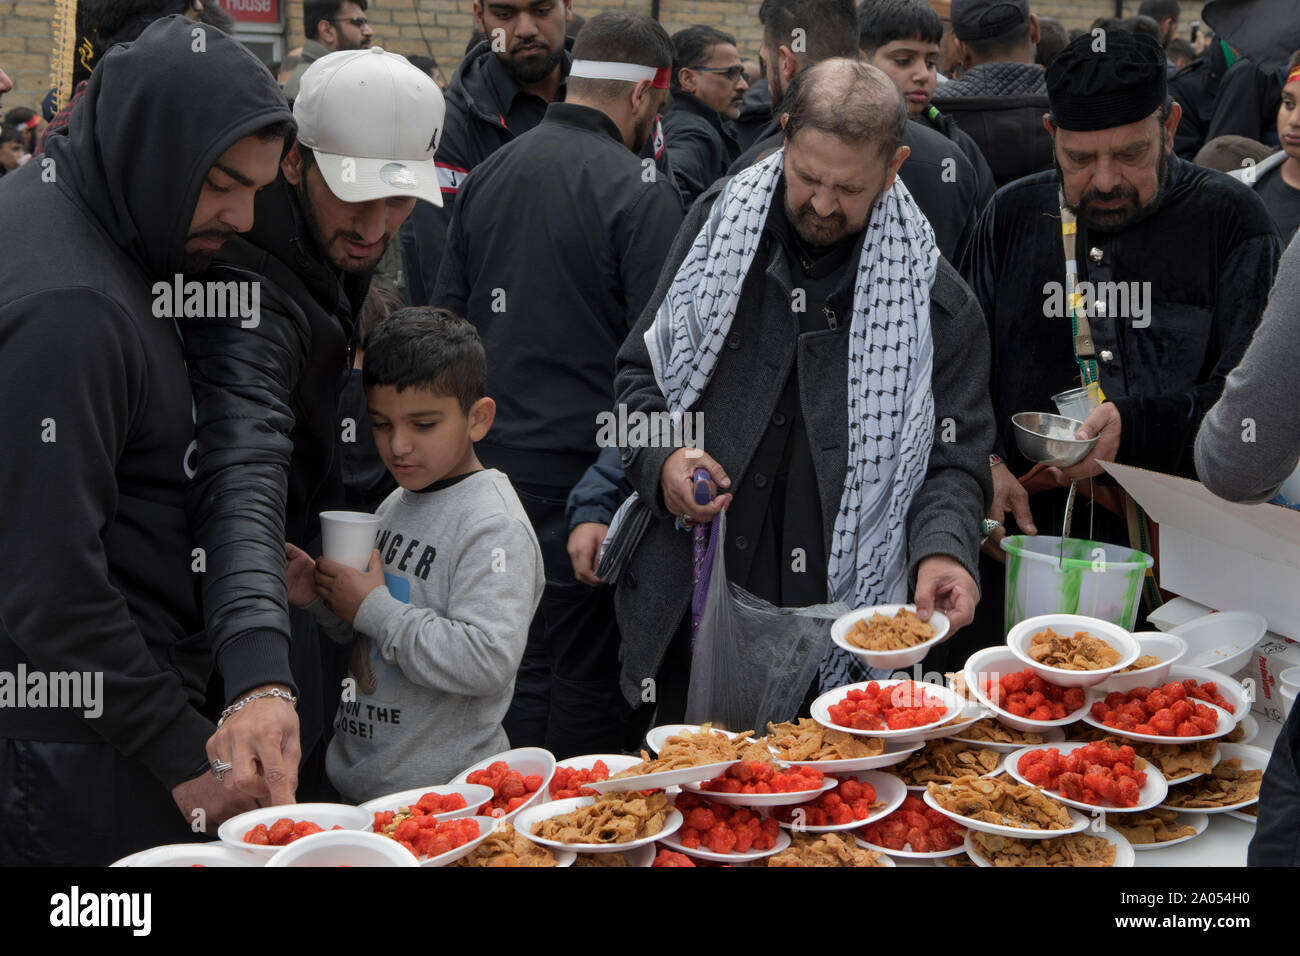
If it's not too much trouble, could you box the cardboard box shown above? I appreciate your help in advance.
[1102,462,1300,642]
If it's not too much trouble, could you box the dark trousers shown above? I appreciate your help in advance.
[503,481,637,760]
[0,738,204,866]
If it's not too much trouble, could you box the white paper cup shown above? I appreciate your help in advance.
[320,511,381,571]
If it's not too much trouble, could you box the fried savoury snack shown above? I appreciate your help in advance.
[1162,759,1262,809]
[451,823,558,867]
[1106,808,1198,845]
[764,718,885,761]
[929,777,1073,830]
[1027,628,1121,670]
[896,740,1001,786]
[1074,729,1217,779]
[970,830,1116,867]
[958,718,1046,746]
[533,792,671,845]
[616,730,756,777]
[844,609,934,651]
[761,832,887,868]
[574,853,631,867]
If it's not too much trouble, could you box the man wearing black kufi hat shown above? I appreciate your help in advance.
[938,29,1282,668]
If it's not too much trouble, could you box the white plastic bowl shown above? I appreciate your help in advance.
[1100,632,1187,693]
[964,824,1134,867]
[265,829,419,867]
[1004,742,1168,813]
[1168,611,1266,675]
[514,796,682,854]
[964,646,1094,733]
[1007,613,1139,687]
[449,746,557,823]
[830,604,951,671]
[810,679,965,741]
[217,803,372,857]
[546,754,643,801]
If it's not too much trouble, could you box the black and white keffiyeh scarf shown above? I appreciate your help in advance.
[613,148,939,690]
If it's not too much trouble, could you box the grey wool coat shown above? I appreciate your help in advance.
[612,177,997,708]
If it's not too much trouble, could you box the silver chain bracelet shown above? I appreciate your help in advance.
[218,688,298,727]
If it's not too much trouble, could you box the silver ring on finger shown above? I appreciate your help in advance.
[210,758,233,782]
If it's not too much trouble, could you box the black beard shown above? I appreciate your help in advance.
[1058,145,1173,233]
[295,175,387,275]
[502,47,564,85]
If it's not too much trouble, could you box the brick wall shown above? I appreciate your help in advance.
[0,0,1154,115]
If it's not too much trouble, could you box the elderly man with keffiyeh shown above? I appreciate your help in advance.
[611,58,996,723]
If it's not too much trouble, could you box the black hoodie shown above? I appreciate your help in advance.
[0,16,293,789]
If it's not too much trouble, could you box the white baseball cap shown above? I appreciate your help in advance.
[294,47,445,207]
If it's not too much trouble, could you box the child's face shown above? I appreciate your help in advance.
[868,38,940,116]
[367,385,493,490]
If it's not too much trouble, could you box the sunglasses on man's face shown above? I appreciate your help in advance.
[333,16,369,28]
[692,65,746,82]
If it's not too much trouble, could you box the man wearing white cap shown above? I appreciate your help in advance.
[180,47,445,806]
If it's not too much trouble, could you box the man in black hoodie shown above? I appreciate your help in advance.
[0,16,293,865]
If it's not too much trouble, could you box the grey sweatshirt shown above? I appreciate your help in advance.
[1194,236,1300,503]
[314,469,544,802]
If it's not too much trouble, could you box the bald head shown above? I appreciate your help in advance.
[781,58,908,160]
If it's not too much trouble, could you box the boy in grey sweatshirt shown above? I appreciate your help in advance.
[287,309,545,803]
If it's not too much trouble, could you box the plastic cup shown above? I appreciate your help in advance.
[1051,383,1102,423]
[320,511,381,571]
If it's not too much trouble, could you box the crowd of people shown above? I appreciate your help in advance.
[1,0,1298,868]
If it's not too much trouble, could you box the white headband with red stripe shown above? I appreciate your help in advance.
[570,59,670,89]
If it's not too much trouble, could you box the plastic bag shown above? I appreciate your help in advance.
[684,511,848,732]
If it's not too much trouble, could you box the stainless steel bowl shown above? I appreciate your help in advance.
[1011,412,1099,468]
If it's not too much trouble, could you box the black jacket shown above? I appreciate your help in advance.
[930,61,1053,189]
[728,77,774,154]
[404,39,677,306]
[661,90,741,206]
[1207,58,1283,148]
[729,118,981,263]
[0,17,292,789]
[959,156,1281,482]
[181,177,369,705]
[1169,42,1232,158]
[918,107,997,212]
[432,102,684,491]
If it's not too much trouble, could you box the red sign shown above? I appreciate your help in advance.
[214,0,280,24]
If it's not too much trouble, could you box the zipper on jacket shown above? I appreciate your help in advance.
[823,303,839,330]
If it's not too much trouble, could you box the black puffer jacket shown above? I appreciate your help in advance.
[662,90,741,206]
[181,176,369,704]
[931,61,1053,188]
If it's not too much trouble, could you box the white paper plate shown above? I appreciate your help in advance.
[217,803,372,857]
[513,796,682,853]
[1225,809,1259,825]
[769,771,908,832]
[448,747,557,823]
[964,825,1134,867]
[1004,742,1168,813]
[583,758,741,793]
[657,825,791,863]
[1157,743,1268,814]
[922,787,1089,839]
[810,679,965,741]
[116,843,262,867]
[1080,698,1235,745]
[1103,811,1209,850]
[854,796,970,859]
[771,738,924,773]
[1229,713,1260,746]
[545,754,643,801]
[965,647,1094,732]
[681,773,837,806]
[359,784,493,820]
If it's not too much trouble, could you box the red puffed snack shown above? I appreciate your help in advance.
[772,776,877,826]
[466,761,544,816]
[827,681,949,731]
[550,760,611,799]
[700,761,824,794]
[652,848,697,867]
[859,795,965,853]
[242,819,343,847]
[983,669,1085,721]
[1090,682,1223,737]
[376,815,481,861]
[1017,741,1147,807]
[675,792,782,854]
